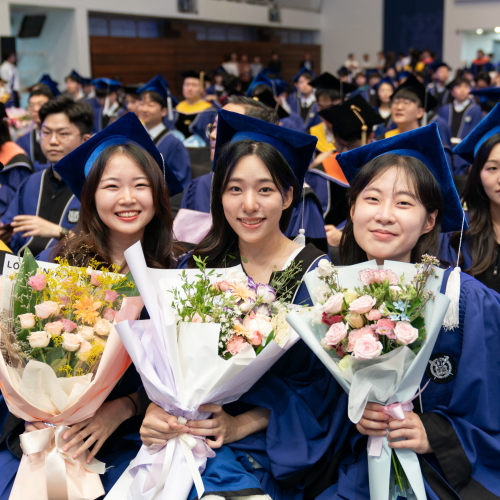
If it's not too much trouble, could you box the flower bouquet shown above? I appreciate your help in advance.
[106,241,300,500]
[0,249,143,500]
[286,257,450,500]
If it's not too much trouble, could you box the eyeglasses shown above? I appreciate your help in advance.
[206,122,217,139]
[40,129,79,142]
[392,98,416,108]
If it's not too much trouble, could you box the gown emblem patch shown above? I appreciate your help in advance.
[426,353,457,384]
[67,209,80,224]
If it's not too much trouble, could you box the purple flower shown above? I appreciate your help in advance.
[256,284,276,303]
[247,277,257,292]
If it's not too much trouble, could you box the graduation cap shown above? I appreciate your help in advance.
[309,72,357,99]
[181,70,206,89]
[137,75,178,121]
[395,74,437,112]
[427,61,450,73]
[213,109,318,206]
[292,67,316,83]
[66,70,82,84]
[453,103,500,163]
[337,66,350,76]
[91,78,121,95]
[54,112,183,200]
[375,76,395,90]
[123,84,142,96]
[37,74,60,96]
[251,87,289,119]
[319,94,384,145]
[366,69,382,78]
[395,71,411,81]
[246,73,288,97]
[471,86,500,103]
[81,77,91,86]
[336,122,466,233]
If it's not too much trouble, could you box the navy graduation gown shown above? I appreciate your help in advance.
[181,245,349,500]
[437,102,483,176]
[280,112,306,133]
[286,95,321,131]
[152,129,192,189]
[0,152,33,218]
[317,269,500,500]
[1,167,80,255]
[16,129,47,165]
[180,172,329,254]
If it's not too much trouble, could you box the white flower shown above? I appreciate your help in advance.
[19,313,36,329]
[317,259,334,277]
[28,331,50,348]
[78,325,95,341]
[62,333,83,351]
[309,303,325,325]
[313,284,331,303]
[94,318,112,336]
[76,340,93,361]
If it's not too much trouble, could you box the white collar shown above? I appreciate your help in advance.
[454,99,471,113]
[103,101,120,117]
[147,122,166,140]
[300,93,316,107]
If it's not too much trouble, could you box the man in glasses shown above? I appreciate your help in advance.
[0,96,93,255]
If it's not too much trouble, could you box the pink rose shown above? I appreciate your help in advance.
[325,322,348,347]
[243,313,272,345]
[44,321,64,337]
[35,301,60,319]
[90,273,102,286]
[373,318,396,339]
[104,290,119,302]
[353,334,383,360]
[226,335,249,355]
[347,327,376,352]
[323,292,344,314]
[349,295,377,314]
[61,318,77,333]
[322,313,343,326]
[103,308,117,321]
[394,321,419,345]
[217,281,231,292]
[365,309,382,321]
[28,274,46,291]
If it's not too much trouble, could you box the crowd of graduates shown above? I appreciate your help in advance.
[0,43,500,499]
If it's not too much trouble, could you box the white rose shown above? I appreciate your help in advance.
[62,333,83,352]
[28,331,50,348]
[78,326,95,341]
[313,284,331,304]
[94,318,112,337]
[309,303,325,325]
[76,340,93,361]
[19,313,36,329]
[317,259,333,277]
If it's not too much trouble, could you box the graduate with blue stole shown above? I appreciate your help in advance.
[141,108,349,500]
[0,111,184,500]
[247,72,304,133]
[315,123,500,500]
[180,96,329,253]
[440,103,500,293]
[0,96,93,255]
[91,78,122,133]
[137,76,192,189]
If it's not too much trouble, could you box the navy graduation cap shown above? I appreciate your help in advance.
[453,103,500,163]
[396,70,411,81]
[246,73,288,97]
[54,112,183,199]
[66,70,82,83]
[471,86,500,103]
[309,72,357,96]
[375,76,395,90]
[396,74,437,112]
[213,109,317,206]
[91,78,121,93]
[336,122,466,233]
[38,74,60,96]
[137,75,178,106]
[292,67,316,83]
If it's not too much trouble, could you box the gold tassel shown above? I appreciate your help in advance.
[350,105,368,146]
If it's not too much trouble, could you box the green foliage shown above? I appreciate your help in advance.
[112,271,140,297]
[13,248,39,319]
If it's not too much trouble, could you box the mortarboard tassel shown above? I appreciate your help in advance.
[167,95,174,122]
[350,104,368,146]
[443,211,465,331]
[293,187,306,247]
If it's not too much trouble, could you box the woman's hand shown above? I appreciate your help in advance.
[61,397,136,463]
[325,225,343,247]
[140,403,189,447]
[387,411,432,454]
[11,215,61,238]
[25,421,49,433]
[356,402,390,437]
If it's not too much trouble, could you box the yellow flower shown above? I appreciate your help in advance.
[229,282,254,303]
[233,322,251,338]
[73,297,102,325]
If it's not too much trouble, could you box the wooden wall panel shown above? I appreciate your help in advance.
[90,22,321,96]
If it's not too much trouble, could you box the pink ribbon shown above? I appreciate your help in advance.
[367,382,429,458]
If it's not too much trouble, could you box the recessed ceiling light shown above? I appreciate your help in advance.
[477,28,484,34]
[495,27,500,33]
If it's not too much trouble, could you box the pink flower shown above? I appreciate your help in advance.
[366,309,382,321]
[322,313,343,326]
[35,301,60,319]
[44,321,64,337]
[323,292,344,314]
[217,281,231,292]
[104,290,119,302]
[90,273,102,286]
[28,274,46,291]
[61,318,77,333]
[349,295,377,314]
[226,335,249,355]
[359,269,398,286]
[59,296,69,306]
[353,334,383,360]
[191,312,203,323]
[394,321,419,345]
[347,327,376,352]
[103,308,117,322]
[325,322,348,347]
[243,312,272,345]
[373,318,396,339]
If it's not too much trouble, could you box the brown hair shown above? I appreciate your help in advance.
[51,143,182,270]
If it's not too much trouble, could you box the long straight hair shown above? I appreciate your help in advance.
[450,133,500,275]
[339,154,444,265]
[51,143,182,270]
[188,140,300,268]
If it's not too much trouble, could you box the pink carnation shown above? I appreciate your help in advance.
[103,308,117,321]
[104,290,119,302]
[61,318,77,333]
[373,318,396,339]
[349,295,377,314]
[347,327,377,352]
[28,274,46,291]
[226,335,249,355]
[359,269,398,286]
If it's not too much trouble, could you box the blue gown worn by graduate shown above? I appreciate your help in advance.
[177,244,350,500]
[180,171,329,254]
[316,269,500,500]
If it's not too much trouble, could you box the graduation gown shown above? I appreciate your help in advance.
[286,95,321,131]
[427,83,451,109]
[316,268,500,500]
[16,129,47,165]
[177,244,350,500]
[1,167,80,256]
[280,112,306,133]
[0,142,34,218]
[180,172,329,254]
[175,100,214,139]
[437,102,483,176]
[152,128,192,189]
